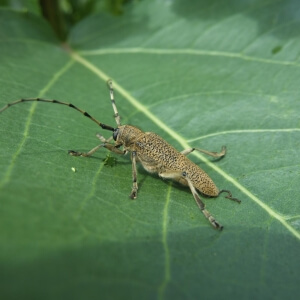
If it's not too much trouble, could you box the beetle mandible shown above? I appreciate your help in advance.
[0,80,240,230]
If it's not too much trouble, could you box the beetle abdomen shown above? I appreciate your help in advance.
[135,132,219,197]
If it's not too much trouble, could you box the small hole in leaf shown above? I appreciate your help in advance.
[272,45,282,54]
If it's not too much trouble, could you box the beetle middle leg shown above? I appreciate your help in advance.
[130,151,139,199]
[159,170,223,230]
[181,146,226,158]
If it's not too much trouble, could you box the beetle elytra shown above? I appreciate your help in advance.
[0,80,240,230]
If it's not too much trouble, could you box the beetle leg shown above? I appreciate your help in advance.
[96,133,113,143]
[185,175,223,230]
[130,151,138,199]
[181,146,226,158]
[219,189,241,203]
[68,144,105,157]
[69,134,125,157]
[159,170,223,230]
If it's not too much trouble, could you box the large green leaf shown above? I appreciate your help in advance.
[0,1,300,299]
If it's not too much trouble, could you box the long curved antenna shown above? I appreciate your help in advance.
[0,98,115,132]
[107,80,121,126]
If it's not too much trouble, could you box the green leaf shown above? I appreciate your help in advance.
[0,1,300,300]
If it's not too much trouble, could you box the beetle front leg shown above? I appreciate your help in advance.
[130,151,138,199]
[68,144,105,157]
[69,133,125,157]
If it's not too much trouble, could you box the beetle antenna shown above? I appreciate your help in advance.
[107,79,121,126]
[0,98,115,132]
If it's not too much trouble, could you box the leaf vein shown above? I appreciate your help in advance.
[188,128,300,142]
[0,59,74,189]
[79,47,300,68]
[158,183,172,300]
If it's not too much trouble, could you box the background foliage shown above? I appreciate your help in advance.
[0,0,300,299]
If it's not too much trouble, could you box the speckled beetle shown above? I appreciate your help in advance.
[0,80,240,229]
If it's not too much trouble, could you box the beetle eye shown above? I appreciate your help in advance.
[113,128,119,141]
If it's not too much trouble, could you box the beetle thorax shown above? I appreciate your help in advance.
[116,125,144,148]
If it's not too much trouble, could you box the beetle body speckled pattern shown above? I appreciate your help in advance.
[120,127,219,195]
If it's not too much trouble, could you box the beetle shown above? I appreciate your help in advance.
[0,80,240,230]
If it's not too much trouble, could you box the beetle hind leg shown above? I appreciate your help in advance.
[159,171,223,230]
[185,174,223,230]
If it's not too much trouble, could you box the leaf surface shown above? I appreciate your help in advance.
[0,1,300,299]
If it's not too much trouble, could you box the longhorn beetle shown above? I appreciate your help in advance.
[0,80,240,230]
